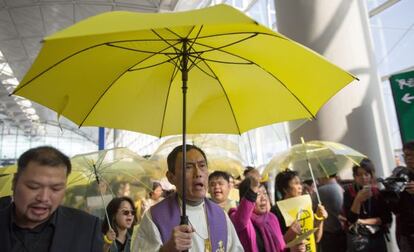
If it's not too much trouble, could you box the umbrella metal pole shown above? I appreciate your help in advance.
[306,160,321,204]
[301,138,321,204]
[93,164,114,232]
[180,39,189,226]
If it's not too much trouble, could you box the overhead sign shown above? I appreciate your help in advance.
[389,70,414,144]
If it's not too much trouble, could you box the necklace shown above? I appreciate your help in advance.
[185,202,212,252]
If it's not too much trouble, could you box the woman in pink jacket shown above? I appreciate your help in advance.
[229,176,305,252]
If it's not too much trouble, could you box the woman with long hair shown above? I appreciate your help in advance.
[102,197,137,252]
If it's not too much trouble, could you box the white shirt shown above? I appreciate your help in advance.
[133,200,244,252]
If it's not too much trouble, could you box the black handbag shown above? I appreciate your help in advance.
[346,223,379,252]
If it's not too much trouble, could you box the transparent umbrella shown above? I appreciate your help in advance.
[264,140,366,180]
[63,147,161,221]
[150,134,245,178]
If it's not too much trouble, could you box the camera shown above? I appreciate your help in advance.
[377,166,411,205]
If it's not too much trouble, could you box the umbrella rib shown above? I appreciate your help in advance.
[129,55,180,71]
[192,56,252,65]
[193,39,316,119]
[186,57,217,80]
[189,33,259,55]
[192,31,285,41]
[77,43,183,127]
[12,43,104,93]
[201,59,242,134]
[106,42,182,56]
[151,29,183,56]
[158,57,181,137]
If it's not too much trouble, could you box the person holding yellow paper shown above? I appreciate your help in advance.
[271,169,328,252]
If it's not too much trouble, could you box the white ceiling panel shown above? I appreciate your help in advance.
[8,59,33,79]
[0,0,179,139]
[42,4,74,35]
[75,4,112,21]
[114,5,156,12]
[0,9,18,40]
[10,6,45,37]
[0,39,26,61]
[4,0,34,8]
[21,36,42,59]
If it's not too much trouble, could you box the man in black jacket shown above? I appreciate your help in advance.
[0,146,103,252]
[393,141,414,252]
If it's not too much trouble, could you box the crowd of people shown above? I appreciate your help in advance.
[0,141,413,252]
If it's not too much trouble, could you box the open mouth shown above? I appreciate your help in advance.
[213,190,222,195]
[193,182,205,190]
[30,206,49,215]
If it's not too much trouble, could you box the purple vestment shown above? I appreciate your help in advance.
[151,193,228,251]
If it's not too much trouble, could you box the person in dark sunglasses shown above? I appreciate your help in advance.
[102,197,137,252]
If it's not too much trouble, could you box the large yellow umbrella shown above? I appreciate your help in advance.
[12,4,356,222]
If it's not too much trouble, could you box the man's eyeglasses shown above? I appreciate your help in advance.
[120,209,136,216]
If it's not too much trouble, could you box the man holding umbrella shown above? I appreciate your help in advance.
[134,144,243,251]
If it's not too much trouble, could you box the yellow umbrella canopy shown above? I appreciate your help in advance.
[12,4,356,136]
[150,134,245,177]
[263,141,367,180]
[63,147,161,218]
[12,4,356,222]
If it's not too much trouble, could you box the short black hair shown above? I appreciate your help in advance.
[403,141,414,152]
[275,169,299,198]
[166,144,207,174]
[102,196,137,235]
[208,171,230,183]
[16,146,71,179]
[352,158,375,177]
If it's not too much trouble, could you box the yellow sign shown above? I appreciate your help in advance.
[276,195,316,252]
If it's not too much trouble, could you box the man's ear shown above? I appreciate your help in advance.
[166,171,175,185]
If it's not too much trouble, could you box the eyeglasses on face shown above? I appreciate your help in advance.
[120,209,136,216]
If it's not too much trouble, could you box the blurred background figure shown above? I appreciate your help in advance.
[343,158,391,252]
[103,197,137,252]
[389,141,414,252]
[302,179,316,195]
[316,174,346,252]
[208,171,237,212]
[244,166,261,180]
[140,182,164,218]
